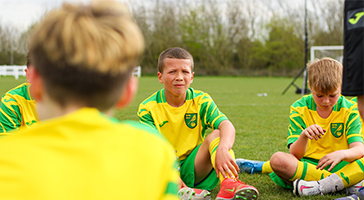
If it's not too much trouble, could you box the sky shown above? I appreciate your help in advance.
[0,0,94,31]
[0,0,151,31]
[0,0,329,32]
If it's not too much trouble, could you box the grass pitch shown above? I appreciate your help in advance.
[0,76,346,199]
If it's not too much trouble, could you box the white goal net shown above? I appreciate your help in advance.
[310,45,343,63]
[301,45,344,95]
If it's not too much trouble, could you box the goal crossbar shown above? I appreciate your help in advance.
[310,45,343,62]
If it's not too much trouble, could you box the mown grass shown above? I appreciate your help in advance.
[0,76,345,199]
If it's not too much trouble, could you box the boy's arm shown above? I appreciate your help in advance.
[215,120,239,179]
[358,95,364,121]
[317,142,364,172]
[289,124,326,160]
[317,108,364,171]
[200,94,238,177]
[286,104,316,159]
[137,104,157,131]
[0,96,21,133]
[159,138,180,200]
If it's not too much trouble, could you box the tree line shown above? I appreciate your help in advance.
[0,0,343,76]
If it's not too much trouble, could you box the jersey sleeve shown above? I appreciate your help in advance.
[160,143,180,200]
[129,121,179,200]
[345,107,363,144]
[0,94,21,133]
[199,94,228,130]
[137,103,157,131]
[286,105,307,148]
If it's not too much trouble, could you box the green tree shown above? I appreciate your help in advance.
[309,0,344,46]
[134,2,183,74]
[264,16,304,76]
[0,26,26,65]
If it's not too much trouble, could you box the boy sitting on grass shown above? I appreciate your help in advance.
[138,47,259,200]
[0,1,179,199]
[239,57,364,197]
[270,58,364,197]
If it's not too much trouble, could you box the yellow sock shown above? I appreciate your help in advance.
[335,158,364,187]
[209,137,235,182]
[262,161,273,174]
[290,160,331,181]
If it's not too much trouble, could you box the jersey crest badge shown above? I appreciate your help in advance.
[331,123,344,138]
[185,113,197,129]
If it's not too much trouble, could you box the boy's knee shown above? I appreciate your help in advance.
[205,130,220,144]
[270,152,290,171]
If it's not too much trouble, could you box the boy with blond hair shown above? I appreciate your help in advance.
[267,57,364,197]
[0,1,179,200]
[0,53,37,133]
[138,47,259,200]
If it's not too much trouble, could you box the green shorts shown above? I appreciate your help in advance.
[270,157,350,189]
[180,143,219,191]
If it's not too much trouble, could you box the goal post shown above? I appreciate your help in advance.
[310,45,344,63]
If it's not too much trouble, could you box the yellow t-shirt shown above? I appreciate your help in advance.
[0,108,179,200]
[287,95,363,160]
[0,83,37,133]
[138,88,228,160]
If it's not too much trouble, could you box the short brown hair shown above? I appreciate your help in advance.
[26,52,31,68]
[158,47,194,73]
[308,57,343,94]
[29,0,144,111]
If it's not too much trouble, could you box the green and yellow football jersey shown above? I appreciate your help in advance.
[287,95,363,160]
[0,83,37,133]
[0,108,179,200]
[350,96,364,139]
[138,87,228,160]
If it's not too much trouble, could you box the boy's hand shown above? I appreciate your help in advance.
[316,143,364,171]
[302,124,326,140]
[215,148,239,179]
[316,151,344,171]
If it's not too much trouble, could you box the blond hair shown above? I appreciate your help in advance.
[308,57,343,94]
[158,47,194,73]
[29,0,144,110]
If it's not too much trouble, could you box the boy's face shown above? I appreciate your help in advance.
[158,58,194,98]
[311,87,341,112]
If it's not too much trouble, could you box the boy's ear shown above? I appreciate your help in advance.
[115,76,138,109]
[28,67,43,102]
[307,81,311,90]
[157,72,163,84]
[25,68,30,82]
